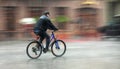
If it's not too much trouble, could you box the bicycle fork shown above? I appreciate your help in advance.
[51,32,60,49]
[55,41,60,49]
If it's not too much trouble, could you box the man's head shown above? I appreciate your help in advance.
[43,11,50,17]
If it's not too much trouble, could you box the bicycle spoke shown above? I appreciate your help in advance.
[26,41,42,59]
[51,40,66,57]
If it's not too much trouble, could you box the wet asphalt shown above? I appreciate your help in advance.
[0,39,120,69]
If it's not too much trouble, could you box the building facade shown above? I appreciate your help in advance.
[0,0,109,40]
[106,0,120,23]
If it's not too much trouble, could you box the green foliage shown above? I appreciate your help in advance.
[55,15,69,23]
[34,17,39,22]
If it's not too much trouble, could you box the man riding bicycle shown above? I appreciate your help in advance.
[33,11,58,53]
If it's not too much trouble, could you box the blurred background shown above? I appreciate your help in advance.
[0,0,120,41]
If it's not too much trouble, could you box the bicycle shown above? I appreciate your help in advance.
[26,31,66,59]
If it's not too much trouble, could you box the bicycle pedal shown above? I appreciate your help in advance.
[43,48,48,53]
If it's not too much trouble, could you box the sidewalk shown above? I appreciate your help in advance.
[60,36,101,42]
[0,37,101,45]
[0,37,119,47]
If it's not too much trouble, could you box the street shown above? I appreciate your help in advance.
[0,39,120,69]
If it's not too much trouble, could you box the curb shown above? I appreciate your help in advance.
[59,37,101,42]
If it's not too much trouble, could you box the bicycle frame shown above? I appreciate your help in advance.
[50,31,56,42]
[35,31,60,49]
[50,31,60,49]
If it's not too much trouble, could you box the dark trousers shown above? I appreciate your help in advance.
[38,31,50,49]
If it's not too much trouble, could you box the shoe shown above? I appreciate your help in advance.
[43,48,48,53]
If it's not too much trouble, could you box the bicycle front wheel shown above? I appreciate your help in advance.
[26,41,42,59]
[51,40,66,57]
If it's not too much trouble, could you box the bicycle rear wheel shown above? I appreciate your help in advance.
[51,40,66,57]
[26,41,42,59]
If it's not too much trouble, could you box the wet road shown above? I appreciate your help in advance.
[0,39,120,69]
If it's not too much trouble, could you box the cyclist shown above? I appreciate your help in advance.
[33,11,58,53]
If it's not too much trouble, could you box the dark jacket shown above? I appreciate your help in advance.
[34,15,58,32]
